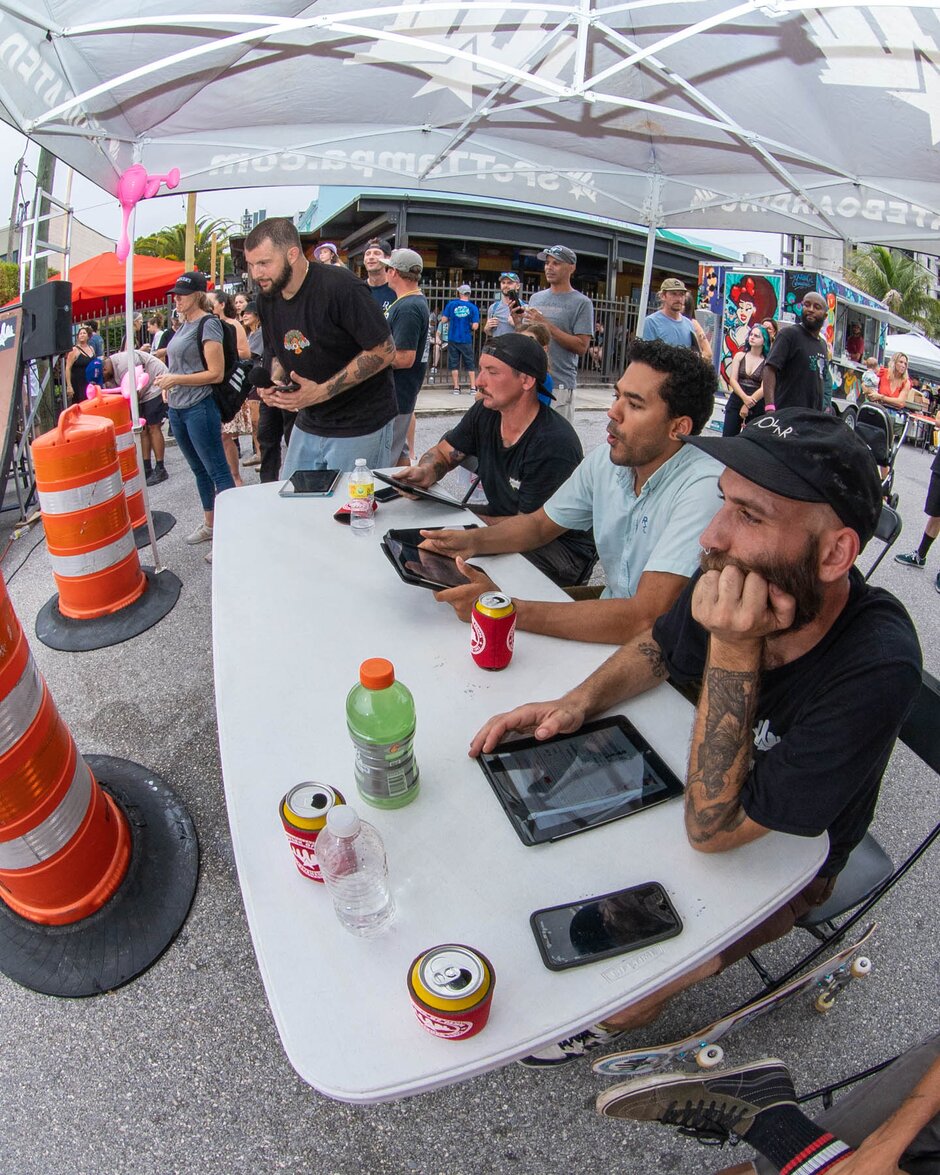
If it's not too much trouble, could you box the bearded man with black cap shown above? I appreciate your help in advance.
[395,333,596,586]
[471,408,922,1067]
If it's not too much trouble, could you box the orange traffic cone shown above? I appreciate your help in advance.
[79,388,146,528]
[31,407,180,652]
[0,570,198,996]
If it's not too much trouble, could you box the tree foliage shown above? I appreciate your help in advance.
[134,216,234,276]
[847,246,938,339]
[0,261,19,305]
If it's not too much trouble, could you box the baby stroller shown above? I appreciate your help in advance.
[853,403,908,508]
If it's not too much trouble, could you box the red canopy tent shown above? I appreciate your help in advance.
[57,252,186,319]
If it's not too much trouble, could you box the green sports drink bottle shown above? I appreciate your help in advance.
[347,658,419,809]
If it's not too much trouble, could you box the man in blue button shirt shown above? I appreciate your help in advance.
[420,339,721,644]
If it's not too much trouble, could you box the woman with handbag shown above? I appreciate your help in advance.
[154,272,235,560]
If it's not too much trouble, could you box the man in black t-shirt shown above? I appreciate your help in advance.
[384,248,430,465]
[470,409,921,1067]
[395,333,596,586]
[760,291,829,412]
[244,217,397,476]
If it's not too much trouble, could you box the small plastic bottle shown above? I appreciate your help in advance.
[316,805,394,937]
[347,658,420,808]
[349,458,375,536]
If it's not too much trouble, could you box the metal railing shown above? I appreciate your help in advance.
[418,281,639,386]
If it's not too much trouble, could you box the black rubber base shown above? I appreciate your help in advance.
[133,509,176,549]
[34,567,181,652]
[0,756,199,997]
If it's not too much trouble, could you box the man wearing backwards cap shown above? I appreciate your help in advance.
[472,408,922,1067]
[360,237,396,315]
[395,333,596,586]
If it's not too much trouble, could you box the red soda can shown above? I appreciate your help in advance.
[407,944,495,1040]
[279,782,345,882]
[470,591,515,670]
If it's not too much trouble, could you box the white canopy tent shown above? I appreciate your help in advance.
[885,333,940,379]
[1,0,938,325]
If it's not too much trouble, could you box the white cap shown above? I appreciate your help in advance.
[326,805,361,837]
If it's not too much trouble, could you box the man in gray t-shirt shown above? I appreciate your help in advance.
[522,245,594,423]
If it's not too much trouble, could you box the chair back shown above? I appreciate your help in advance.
[863,503,902,582]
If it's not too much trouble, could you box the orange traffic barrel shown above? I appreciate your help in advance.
[0,572,130,924]
[79,387,146,529]
[32,405,146,620]
[0,572,197,996]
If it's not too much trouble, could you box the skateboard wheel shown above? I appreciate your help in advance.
[850,956,871,979]
[696,1044,724,1069]
[815,991,836,1013]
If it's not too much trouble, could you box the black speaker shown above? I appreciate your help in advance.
[22,281,73,360]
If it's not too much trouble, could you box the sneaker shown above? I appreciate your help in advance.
[595,1059,795,1140]
[518,1023,623,1068]
[145,466,168,486]
[452,389,462,396]
[241,453,261,467]
[894,550,925,567]
[184,524,213,545]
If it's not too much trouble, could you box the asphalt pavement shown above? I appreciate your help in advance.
[0,401,937,1175]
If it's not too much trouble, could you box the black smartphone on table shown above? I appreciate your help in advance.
[530,881,682,971]
[278,469,341,497]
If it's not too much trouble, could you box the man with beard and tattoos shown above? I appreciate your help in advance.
[244,217,396,477]
[471,409,922,1067]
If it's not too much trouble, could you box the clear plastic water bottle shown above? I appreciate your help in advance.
[316,805,394,937]
[349,458,375,536]
[347,658,420,808]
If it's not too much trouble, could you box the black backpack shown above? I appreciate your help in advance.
[195,315,251,423]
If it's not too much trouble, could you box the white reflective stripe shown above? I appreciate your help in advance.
[38,471,124,516]
[115,431,134,451]
[0,658,43,757]
[123,473,142,497]
[0,757,92,869]
[48,530,135,577]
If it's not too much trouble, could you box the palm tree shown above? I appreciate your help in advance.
[846,246,934,330]
[134,216,234,276]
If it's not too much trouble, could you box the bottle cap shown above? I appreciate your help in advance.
[360,657,395,689]
[326,805,361,838]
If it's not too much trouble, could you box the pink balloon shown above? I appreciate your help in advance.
[116,165,183,262]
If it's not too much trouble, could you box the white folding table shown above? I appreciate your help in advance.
[212,479,827,1103]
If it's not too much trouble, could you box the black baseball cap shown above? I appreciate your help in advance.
[482,334,553,400]
[363,237,393,257]
[683,409,881,548]
[168,271,208,294]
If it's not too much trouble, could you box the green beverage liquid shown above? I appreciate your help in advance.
[346,678,420,809]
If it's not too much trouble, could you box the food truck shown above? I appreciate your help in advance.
[696,263,909,409]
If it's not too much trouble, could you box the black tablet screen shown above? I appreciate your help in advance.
[385,535,471,589]
[478,717,683,845]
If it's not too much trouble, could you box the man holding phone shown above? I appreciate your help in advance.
[244,217,397,476]
[485,272,525,339]
[471,409,921,1066]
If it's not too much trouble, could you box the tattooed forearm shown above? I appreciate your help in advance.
[324,341,395,400]
[417,452,449,481]
[684,659,760,849]
[637,640,667,680]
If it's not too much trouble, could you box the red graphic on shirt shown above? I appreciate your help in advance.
[284,329,310,355]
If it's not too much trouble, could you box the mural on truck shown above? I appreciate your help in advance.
[698,266,722,315]
[720,273,781,387]
[783,271,816,322]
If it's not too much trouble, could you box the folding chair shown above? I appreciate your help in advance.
[747,670,940,986]
[862,503,902,582]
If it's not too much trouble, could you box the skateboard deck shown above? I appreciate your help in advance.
[592,922,876,1078]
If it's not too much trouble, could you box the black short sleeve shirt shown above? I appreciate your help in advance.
[259,262,396,437]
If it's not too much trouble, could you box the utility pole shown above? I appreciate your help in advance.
[210,231,217,290]
[32,148,56,285]
[184,193,196,270]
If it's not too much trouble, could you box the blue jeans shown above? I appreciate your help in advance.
[168,396,235,512]
[282,419,394,479]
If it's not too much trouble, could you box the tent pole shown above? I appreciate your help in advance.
[635,169,664,336]
[123,208,163,571]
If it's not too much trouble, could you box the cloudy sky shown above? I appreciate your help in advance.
[0,124,782,264]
